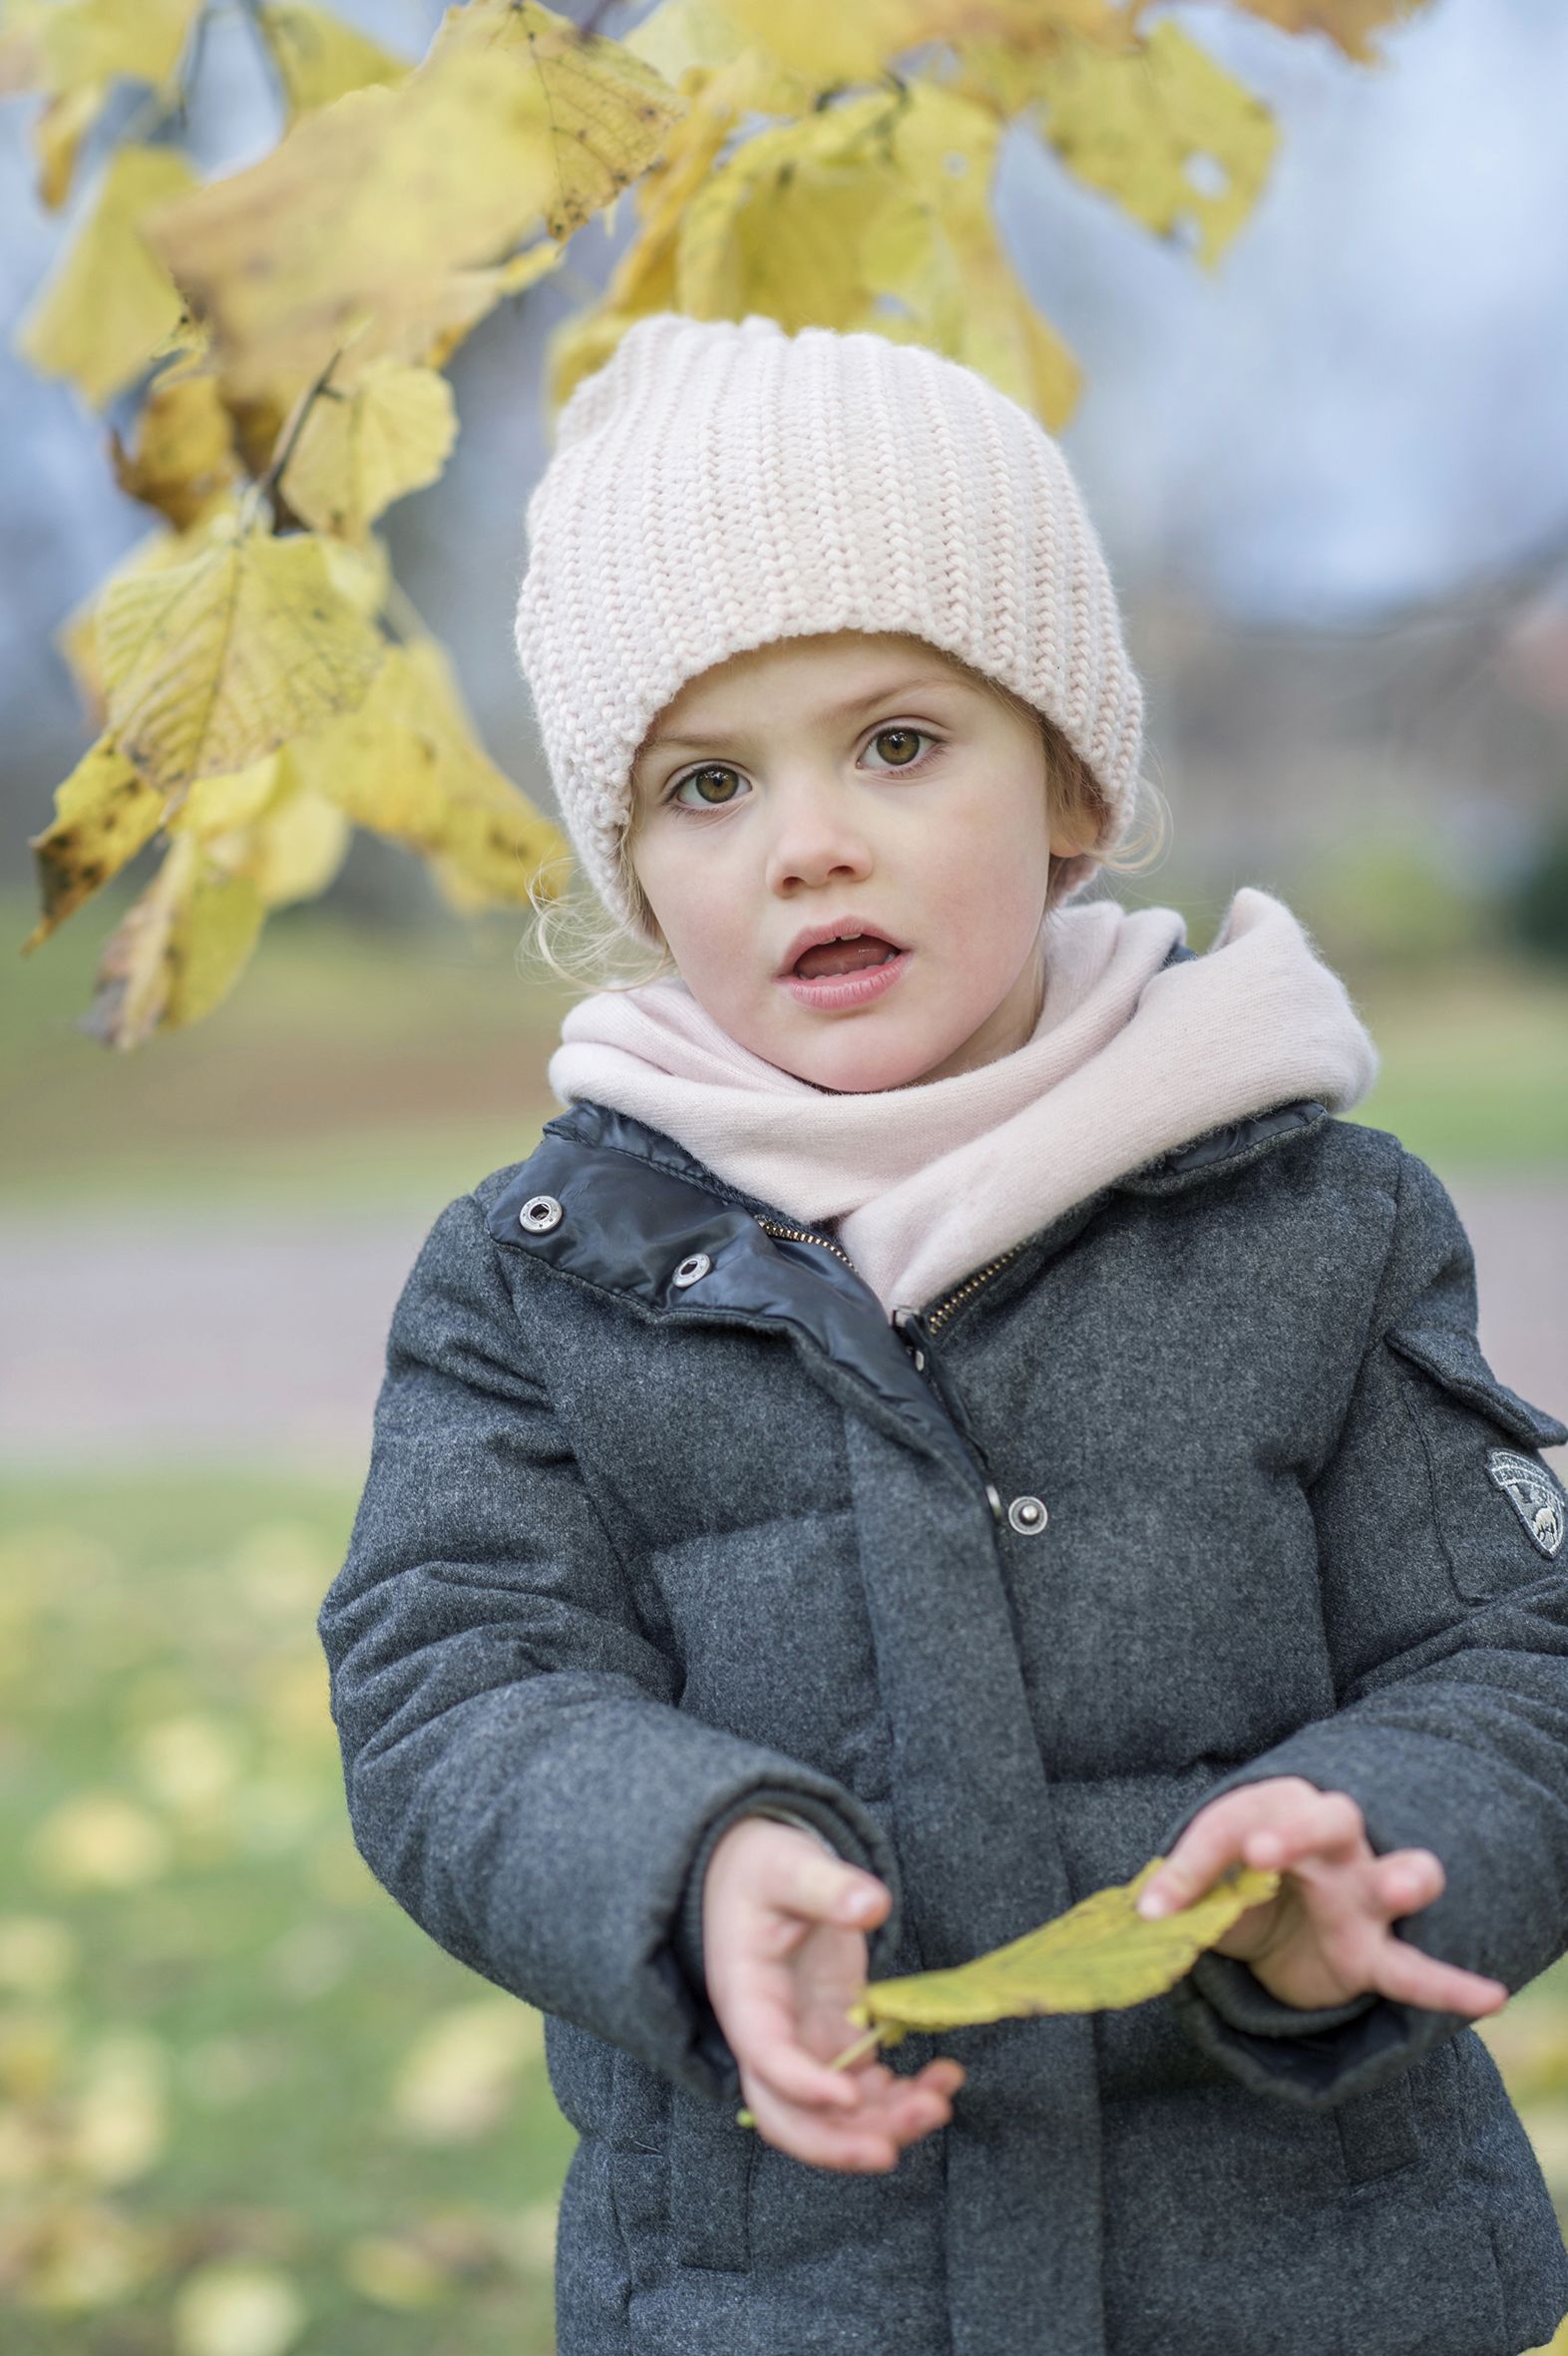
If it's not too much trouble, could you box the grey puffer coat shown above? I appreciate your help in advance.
[318,979,1568,2356]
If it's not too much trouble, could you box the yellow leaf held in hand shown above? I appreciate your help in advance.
[278,357,457,540]
[255,1,411,121]
[15,143,198,409]
[845,1856,1281,2037]
[98,517,385,802]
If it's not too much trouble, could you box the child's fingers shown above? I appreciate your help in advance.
[1137,1780,1358,1917]
[723,1976,868,2112]
[1366,1932,1506,2017]
[770,1842,888,1933]
[1374,1847,1445,1916]
[742,2058,962,2173]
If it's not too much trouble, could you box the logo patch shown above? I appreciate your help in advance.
[1487,1448,1566,1559]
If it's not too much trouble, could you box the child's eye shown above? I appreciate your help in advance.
[863,724,941,772]
[669,764,749,811]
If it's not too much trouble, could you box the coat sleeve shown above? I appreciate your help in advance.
[316,1189,904,2107]
[1159,1141,1568,2109]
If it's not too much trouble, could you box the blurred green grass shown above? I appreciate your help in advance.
[0,1473,575,2354]
[5,883,1567,1217]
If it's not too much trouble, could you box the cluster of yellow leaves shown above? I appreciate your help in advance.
[8,0,1430,1044]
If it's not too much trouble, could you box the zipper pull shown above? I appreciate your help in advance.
[891,1304,929,1374]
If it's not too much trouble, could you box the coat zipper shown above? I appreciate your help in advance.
[753,1216,858,1273]
[923,1241,1030,1334]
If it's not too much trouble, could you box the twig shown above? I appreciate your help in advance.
[251,343,349,515]
[828,2024,885,2071]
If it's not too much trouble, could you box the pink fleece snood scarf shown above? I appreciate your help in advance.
[546,885,1381,1318]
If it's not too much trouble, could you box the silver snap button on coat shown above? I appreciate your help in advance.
[1007,1494,1049,1535]
[984,1484,1004,1526]
[673,1252,711,1288]
[518,1194,563,1233]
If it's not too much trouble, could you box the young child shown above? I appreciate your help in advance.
[317,311,1568,2356]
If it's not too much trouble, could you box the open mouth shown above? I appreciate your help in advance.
[790,934,903,981]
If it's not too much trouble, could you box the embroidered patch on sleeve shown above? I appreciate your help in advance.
[1487,1448,1567,1559]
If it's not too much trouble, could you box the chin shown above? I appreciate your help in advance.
[779,1026,961,1094]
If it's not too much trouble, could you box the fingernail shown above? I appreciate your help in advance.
[845,1888,879,1921]
[1137,1889,1170,1918]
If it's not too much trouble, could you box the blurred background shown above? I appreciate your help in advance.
[3,0,1567,2349]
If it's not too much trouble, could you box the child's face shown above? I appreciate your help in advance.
[626,631,1081,1091]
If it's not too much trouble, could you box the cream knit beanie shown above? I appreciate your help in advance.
[514,310,1145,943]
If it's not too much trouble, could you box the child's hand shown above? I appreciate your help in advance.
[1135,1775,1509,2017]
[701,1816,965,2172]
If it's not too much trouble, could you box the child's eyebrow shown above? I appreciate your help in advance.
[643,673,965,756]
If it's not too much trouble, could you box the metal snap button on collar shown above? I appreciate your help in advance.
[673,1252,712,1288]
[1007,1494,1048,1535]
[519,1194,564,1233]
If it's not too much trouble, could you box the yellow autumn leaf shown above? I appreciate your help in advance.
[414,238,568,376]
[54,497,246,725]
[14,142,198,408]
[15,2199,164,2313]
[0,0,49,95]
[31,77,110,210]
[109,367,243,532]
[36,0,203,102]
[547,45,805,411]
[924,0,1145,120]
[623,0,754,85]
[698,0,927,89]
[427,0,683,240]
[0,1916,77,1997]
[30,1791,172,1890]
[79,828,266,1047]
[144,17,677,400]
[244,775,352,907]
[279,357,457,539]
[67,2032,169,2187]
[884,77,1080,425]
[172,2261,306,2356]
[288,636,569,907]
[22,734,167,951]
[162,754,287,843]
[1030,19,1278,270]
[846,1856,1281,2035]
[339,2234,448,2310]
[165,752,352,907]
[390,1998,544,2144]
[255,0,410,121]
[98,517,384,802]
[675,93,952,334]
[1230,0,1429,65]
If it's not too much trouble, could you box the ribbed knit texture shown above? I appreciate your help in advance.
[547,885,1381,1314]
[514,311,1146,940]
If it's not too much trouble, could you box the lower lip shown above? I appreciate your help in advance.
[778,949,913,1010]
